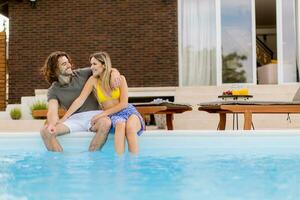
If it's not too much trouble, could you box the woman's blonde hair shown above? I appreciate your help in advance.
[90,51,112,92]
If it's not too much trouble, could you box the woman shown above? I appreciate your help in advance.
[59,52,145,154]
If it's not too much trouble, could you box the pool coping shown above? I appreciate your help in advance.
[1,129,300,137]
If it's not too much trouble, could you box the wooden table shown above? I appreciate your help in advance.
[134,103,193,130]
[198,101,300,130]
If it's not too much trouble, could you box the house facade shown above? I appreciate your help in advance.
[0,0,300,104]
[179,0,300,86]
[0,0,178,103]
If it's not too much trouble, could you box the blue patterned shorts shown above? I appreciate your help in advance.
[109,104,145,136]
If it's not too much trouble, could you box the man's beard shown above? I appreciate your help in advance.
[58,68,73,85]
[60,67,73,76]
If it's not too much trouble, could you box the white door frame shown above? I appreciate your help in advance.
[276,0,283,84]
[216,0,222,85]
[251,0,257,85]
[297,0,300,80]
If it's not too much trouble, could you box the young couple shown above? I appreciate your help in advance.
[40,51,145,154]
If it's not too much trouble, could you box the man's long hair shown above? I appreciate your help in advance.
[41,51,73,84]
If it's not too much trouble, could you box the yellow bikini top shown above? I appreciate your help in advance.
[96,79,120,103]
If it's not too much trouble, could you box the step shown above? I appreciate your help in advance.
[21,96,48,120]
[35,89,47,96]
[35,87,176,98]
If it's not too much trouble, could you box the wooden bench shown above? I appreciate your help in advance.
[32,103,193,130]
[133,102,193,130]
[198,101,300,130]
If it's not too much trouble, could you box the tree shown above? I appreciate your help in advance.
[222,52,247,83]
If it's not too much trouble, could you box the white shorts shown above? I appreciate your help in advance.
[63,110,103,133]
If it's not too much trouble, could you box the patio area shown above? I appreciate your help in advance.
[2,84,300,132]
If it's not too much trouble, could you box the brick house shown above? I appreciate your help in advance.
[1,0,300,105]
[0,0,178,103]
[2,0,300,130]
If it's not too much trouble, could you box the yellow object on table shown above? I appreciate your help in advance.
[239,88,249,95]
[232,90,239,95]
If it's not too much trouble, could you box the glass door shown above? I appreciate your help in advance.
[218,0,256,84]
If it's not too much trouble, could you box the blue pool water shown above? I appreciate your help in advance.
[1,132,300,200]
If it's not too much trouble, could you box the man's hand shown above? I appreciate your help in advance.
[110,69,121,89]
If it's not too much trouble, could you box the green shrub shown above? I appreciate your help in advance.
[30,100,48,110]
[30,100,48,119]
[10,107,22,120]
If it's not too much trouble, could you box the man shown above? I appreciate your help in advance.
[40,51,120,152]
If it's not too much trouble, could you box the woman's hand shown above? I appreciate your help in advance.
[91,113,107,126]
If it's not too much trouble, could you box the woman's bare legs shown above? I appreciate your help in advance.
[125,115,141,154]
[114,121,126,155]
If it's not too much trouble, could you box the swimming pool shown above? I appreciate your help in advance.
[1,130,300,200]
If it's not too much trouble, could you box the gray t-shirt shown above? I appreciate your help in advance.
[47,68,99,114]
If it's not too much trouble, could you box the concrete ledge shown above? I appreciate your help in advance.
[2,129,300,136]
[0,120,45,132]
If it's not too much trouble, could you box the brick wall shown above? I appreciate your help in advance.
[8,0,178,103]
[0,32,6,110]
